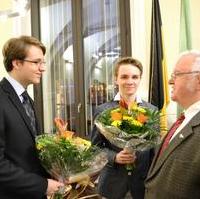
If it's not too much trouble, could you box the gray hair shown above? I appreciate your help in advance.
[178,50,200,71]
[192,54,200,71]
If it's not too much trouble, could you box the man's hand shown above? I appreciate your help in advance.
[115,149,136,164]
[46,179,64,196]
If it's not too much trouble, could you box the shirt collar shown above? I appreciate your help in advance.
[184,100,200,120]
[113,92,142,104]
[6,76,25,97]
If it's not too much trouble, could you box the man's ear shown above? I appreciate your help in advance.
[196,74,200,90]
[12,60,21,70]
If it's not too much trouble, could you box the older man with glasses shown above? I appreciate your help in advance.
[145,50,200,199]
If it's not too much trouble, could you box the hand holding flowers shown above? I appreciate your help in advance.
[36,118,107,199]
[115,146,136,167]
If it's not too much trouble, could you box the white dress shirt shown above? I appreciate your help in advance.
[170,100,200,141]
[114,92,143,104]
[6,76,25,103]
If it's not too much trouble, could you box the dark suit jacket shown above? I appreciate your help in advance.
[145,111,200,199]
[91,100,156,199]
[0,78,48,199]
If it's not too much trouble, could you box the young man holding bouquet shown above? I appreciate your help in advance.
[0,36,63,199]
[91,57,158,199]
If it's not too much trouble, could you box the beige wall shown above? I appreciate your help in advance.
[190,0,200,50]
[130,0,200,124]
[0,0,32,95]
[0,1,13,78]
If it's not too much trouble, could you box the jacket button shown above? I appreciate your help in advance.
[128,171,132,175]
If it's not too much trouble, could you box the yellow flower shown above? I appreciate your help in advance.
[129,102,138,110]
[111,120,122,127]
[97,99,160,138]
[72,137,91,149]
[123,115,133,121]
[129,103,146,113]
[131,119,143,127]
[111,108,121,113]
[136,107,146,113]
[36,143,43,150]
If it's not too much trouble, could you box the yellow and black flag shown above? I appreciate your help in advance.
[148,0,170,135]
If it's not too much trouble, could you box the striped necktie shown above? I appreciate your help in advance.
[21,91,37,136]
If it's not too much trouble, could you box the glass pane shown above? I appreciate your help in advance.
[40,0,75,133]
[82,0,121,135]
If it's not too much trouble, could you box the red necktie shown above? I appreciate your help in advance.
[159,113,185,156]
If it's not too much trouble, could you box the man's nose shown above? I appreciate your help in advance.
[168,77,174,85]
[126,78,134,83]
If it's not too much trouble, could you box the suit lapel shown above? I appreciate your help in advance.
[147,143,162,175]
[1,78,37,140]
[147,120,196,180]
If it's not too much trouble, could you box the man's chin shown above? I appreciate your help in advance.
[125,91,135,96]
[171,95,177,102]
[33,79,41,84]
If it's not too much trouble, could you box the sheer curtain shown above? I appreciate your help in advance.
[82,0,121,135]
[39,0,122,135]
[40,0,74,133]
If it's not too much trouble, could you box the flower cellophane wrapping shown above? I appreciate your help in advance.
[36,118,107,199]
[95,102,161,151]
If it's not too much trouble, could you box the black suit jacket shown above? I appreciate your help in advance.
[0,78,48,199]
[91,101,156,199]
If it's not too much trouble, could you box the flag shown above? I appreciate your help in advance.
[179,0,192,51]
[148,0,170,134]
[177,0,192,115]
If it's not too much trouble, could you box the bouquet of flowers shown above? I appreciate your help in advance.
[36,118,107,199]
[95,99,161,151]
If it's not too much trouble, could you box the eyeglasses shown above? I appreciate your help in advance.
[171,71,200,80]
[22,59,46,66]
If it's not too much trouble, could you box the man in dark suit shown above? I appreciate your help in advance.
[145,50,200,199]
[0,36,63,199]
[91,57,156,199]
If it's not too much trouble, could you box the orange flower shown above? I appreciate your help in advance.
[137,113,148,124]
[54,117,68,134]
[111,112,122,121]
[119,99,128,109]
[60,131,74,139]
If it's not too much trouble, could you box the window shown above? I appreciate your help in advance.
[32,0,131,136]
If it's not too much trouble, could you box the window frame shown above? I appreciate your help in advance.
[31,0,131,136]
